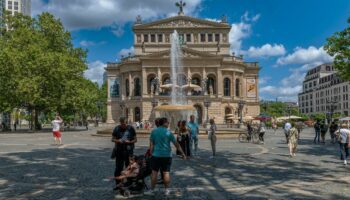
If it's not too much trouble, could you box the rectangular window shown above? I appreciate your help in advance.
[151,34,156,42]
[200,33,206,42]
[186,34,191,42]
[208,33,213,42]
[137,35,141,43]
[144,34,149,42]
[215,33,220,42]
[8,1,12,9]
[158,34,163,43]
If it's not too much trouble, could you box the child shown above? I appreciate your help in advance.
[110,156,140,185]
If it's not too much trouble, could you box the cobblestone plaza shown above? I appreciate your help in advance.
[0,129,349,199]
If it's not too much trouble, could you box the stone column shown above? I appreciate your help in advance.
[233,72,236,99]
[142,68,147,96]
[202,68,207,95]
[129,73,132,98]
[217,68,223,97]
[157,67,162,94]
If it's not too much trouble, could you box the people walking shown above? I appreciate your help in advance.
[284,121,292,143]
[146,117,186,196]
[111,117,137,189]
[207,119,217,158]
[336,124,350,165]
[52,114,63,145]
[329,121,338,144]
[258,121,266,144]
[247,122,253,142]
[175,120,191,157]
[313,120,321,144]
[187,115,199,156]
[296,121,304,140]
[320,122,328,144]
[288,123,299,157]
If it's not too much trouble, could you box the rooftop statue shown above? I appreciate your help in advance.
[175,1,186,15]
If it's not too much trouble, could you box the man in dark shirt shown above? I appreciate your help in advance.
[111,117,137,188]
[329,121,339,144]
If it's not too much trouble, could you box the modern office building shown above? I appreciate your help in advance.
[298,63,350,116]
[105,6,260,124]
[4,0,31,16]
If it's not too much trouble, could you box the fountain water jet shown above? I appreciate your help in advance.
[155,30,196,130]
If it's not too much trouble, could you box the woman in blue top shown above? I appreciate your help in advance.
[146,117,186,196]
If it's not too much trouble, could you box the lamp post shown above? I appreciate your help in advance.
[204,98,211,125]
[238,100,246,127]
[96,101,103,127]
[327,99,338,124]
[286,105,292,120]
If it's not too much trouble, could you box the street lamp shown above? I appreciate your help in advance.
[327,99,338,124]
[238,100,246,124]
[286,105,292,120]
[204,98,211,125]
[96,101,103,127]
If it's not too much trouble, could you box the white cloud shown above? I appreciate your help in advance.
[229,12,260,55]
[277,46,333,65]
[32,0,203,35]
[79,40,106,47]
[260,61,323,102]
[118,46,135,59]
[84,61,106,85]
[259,76,271,85]
[244,44,286,58]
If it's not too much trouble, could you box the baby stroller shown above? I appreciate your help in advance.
[117,151,152,197]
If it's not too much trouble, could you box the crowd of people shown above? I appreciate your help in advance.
[74,113,350,197]
[110,115,217,196]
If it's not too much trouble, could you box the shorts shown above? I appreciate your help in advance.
[151,157,172,172]
[53,131,61,138]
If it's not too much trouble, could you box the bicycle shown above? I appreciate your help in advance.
[239,128,260,143]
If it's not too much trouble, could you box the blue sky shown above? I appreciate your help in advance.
[32,0,350,102]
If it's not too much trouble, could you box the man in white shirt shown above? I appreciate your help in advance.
[284,121,292,143]
[338,124,350,165]
[52,114,63,145]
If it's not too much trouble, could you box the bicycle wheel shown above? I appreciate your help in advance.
[238,133,247,143]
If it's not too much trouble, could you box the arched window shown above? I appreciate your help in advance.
[134,107,141,122]
[147,74,157,94]
[125,79,129,97]
[235,79,240,97]
[224,78,231,96]
[134,78,141,96]
[191,77,200,85]
[207,76,216,95]
[162,75,171,85]
[110,78,120,97]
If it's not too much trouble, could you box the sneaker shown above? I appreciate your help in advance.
[209,156,215,159]
[165,189,171,196]
[144,190,155,196]
[344,160,347,165]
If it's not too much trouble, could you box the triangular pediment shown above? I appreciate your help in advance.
[142,47,221,59]
[134,15,231,30]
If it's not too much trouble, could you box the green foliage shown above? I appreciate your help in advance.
[0,12,104,128]
[260,102,300,118]
[324,17,350,80]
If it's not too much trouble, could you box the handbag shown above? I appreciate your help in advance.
[110,147,117,159]
[207,130,212,140]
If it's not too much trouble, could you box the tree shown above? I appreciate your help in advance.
[324,17,350,80]
[0,12,88,130]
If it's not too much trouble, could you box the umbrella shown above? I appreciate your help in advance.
[226,116,235,120]
[243,116,254,120]
[340,117,350,121]
[181,83,202,91]
[255,116,272,121]
[225,114,234,117]
[160,84,180,89]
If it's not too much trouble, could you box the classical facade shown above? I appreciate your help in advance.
[298,63,350,116]
[106,11,260,125]
[3,0,31,16]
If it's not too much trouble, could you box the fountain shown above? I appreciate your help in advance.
[154,30,196,130]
